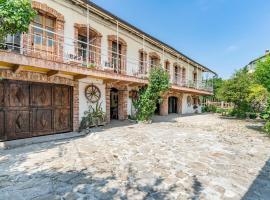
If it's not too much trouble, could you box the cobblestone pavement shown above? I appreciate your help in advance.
[1,114,270,200]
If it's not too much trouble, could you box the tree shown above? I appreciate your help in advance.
[254,55,270,92]
[217,68,253,117]
[205,77,223,100]
[247,84,269,113]
[133,67,170,121]
[254,55,270,133]
[0,0,36,41]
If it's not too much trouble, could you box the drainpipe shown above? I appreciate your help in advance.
[86,4,90,68]
[116,20,119,73]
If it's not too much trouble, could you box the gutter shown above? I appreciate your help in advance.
[71,0,217,76]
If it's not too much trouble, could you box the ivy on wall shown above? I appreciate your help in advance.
[133,67,170,122]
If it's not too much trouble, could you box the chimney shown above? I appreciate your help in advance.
[265,49,270,55]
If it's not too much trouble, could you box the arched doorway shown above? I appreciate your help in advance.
[110,88,119,120]
[168,96,178,114]
[155,102,161,115]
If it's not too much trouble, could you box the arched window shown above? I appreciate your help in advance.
[182,68,186,84]
[139,49,147,74]
[149,52,160,69]
[29,1,65,61]
[74,24,102,66]
[32,12,56,55]
[165,60,170,73]
[108,35,127,74]
[173,63,180,84]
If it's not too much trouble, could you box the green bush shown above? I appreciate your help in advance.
[133,67,170,121]
[202,105,217,113]
[248,113,257,119]
[263,121,270,135]
[216,108,226,113]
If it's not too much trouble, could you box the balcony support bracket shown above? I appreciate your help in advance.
[74,74,88,80]
[47,70,60,77]
[12,65,23,73]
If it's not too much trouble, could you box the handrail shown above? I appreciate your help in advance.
[1,25,214,92]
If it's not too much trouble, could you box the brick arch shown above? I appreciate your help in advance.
[160,92,183,115]
[149,52,161,60]
[105,84,128,122]
[168,93,183,114]
[32,1,65,22]
[107,35,127,74]
[24,1,65,62]
[108,35,127,46]
[74,23,102,37]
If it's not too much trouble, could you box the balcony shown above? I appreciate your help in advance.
[0,25,213,93]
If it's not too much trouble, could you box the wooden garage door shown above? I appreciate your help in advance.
[0,80,73,141]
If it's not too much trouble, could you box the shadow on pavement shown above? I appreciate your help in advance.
[241,158,270,200]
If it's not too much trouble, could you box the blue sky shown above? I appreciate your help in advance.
[91,0,270,79]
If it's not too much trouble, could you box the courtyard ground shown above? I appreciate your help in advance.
[0,114,270,200]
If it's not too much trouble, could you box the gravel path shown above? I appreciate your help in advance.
[0,114,270,200]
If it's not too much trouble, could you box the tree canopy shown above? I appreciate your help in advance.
[0,0,36,41]
[254,55,270,92]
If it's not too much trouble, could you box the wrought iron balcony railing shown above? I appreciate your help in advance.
[0,25,214,92]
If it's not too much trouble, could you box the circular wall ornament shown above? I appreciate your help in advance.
[85,84,101,103]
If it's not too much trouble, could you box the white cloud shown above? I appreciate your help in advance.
[226,45,239,52]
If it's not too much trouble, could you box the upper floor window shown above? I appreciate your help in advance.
[193,72,198,82]
[149,52,160,69]
[182,68,186,82]
[139,50,147,74]
[165,61,170,73]
[112,41,122,72]
[174,65,179,81]
[75,24,102,65]
[32,13,56,48]
[108,35,127,74]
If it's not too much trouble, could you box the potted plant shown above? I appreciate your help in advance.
[80,101,106,131]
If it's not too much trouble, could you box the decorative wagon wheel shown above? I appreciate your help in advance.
[85,84,101,103]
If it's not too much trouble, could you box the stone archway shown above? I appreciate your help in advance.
[105,83,128,122]
[160,92,183,116]
[168,96,178,114]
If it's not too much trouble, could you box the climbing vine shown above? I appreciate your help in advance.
[133,67,170,122]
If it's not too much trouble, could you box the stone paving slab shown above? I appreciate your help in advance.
[0,114,270,200]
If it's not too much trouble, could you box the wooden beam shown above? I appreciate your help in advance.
[74,74,88,80]
[47,70,60,77]
[12,65,23,73]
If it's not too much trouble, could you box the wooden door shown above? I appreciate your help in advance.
[0,82,5,140]
[0,80,73,141]
[168,97,178,114]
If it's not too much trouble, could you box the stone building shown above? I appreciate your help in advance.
[0,0,216,141]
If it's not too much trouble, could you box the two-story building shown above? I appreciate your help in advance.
[0,0,216,141]
[246,50,270,73]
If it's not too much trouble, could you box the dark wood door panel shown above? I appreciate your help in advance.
[53,85,70,107]
[54,108,71,132]
[9,82,30,107]
[6,110,31,140]
[0,82,4,107]
[31,84,52,107]
[32,109,53,136]
[2,80,72,141]
[0,111,4,140]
